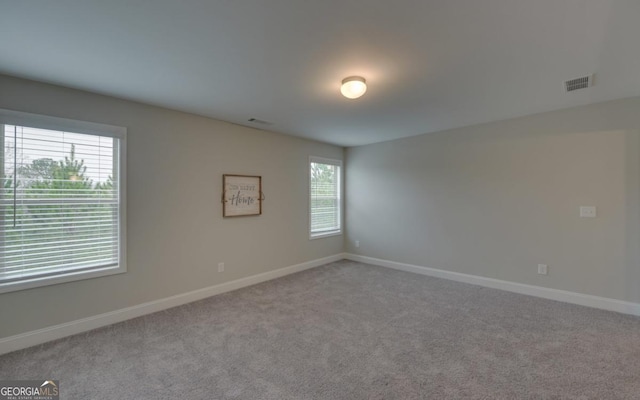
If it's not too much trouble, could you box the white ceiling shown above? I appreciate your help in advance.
[1,0,639,146]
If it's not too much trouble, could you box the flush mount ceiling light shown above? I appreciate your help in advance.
[340,76,367,99]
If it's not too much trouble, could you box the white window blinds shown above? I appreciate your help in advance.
[0,111,126,292]
[309,157,342,238]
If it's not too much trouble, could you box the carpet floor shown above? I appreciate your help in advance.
[1,260,640,399]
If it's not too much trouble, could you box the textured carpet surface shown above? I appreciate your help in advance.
[1,260,640,399]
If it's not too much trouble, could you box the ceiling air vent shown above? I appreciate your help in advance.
[247,118,273,126]
[564,75,593,93]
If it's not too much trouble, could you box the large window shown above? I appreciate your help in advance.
[0,109,126,293]
[309,156,342,239]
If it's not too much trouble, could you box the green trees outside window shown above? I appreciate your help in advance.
[2,140,118,279]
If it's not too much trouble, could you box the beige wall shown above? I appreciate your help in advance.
[2,73,638,339]
[0,75,344,338]
[346,98,640,303]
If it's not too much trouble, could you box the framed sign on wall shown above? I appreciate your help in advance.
[222,174,263,217]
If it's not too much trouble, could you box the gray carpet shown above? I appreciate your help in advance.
[1,260,640,399]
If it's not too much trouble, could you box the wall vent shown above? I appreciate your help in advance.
[247,118,273,126]
[564,75,593,92]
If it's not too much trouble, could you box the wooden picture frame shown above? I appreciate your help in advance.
[222,174,263,217]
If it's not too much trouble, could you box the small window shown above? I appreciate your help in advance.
[309,156,342,239]
[0,109,126,293]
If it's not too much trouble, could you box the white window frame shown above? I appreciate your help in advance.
[0,109,127,293]
[309,156,342,239]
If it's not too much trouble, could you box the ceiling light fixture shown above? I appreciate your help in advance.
[340,76,367,99]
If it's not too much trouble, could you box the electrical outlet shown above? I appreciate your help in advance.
[355,240,360,248]
[580,206,596,218]
[218,262,225,272]
[537,264,548,275]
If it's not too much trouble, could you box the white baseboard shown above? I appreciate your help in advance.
[4,252,637,356]
[0,253,346,356]
[345,253,640,317]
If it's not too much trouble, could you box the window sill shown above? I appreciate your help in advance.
[309,230,343,240]
[0,264,126,294]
